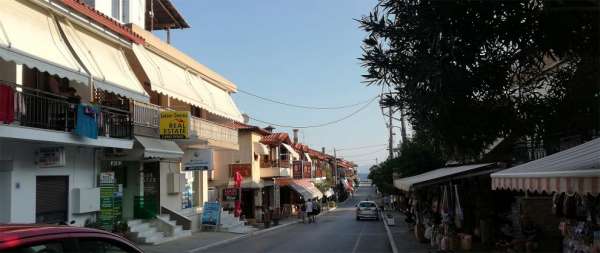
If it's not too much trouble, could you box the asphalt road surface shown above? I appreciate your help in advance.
[203,184,391,253]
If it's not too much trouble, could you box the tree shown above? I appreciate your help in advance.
[359,0,600,160]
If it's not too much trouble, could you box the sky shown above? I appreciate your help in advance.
[167,0,386,173]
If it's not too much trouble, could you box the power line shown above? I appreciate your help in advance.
[238,88,378,110]
[247,95,379,129]
[339,149,386,158]
[336,144,387,151]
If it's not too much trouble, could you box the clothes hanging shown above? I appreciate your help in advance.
[0,85,15,124]
[74,104,98,139]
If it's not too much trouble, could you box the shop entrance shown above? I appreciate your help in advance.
[142,162,160,217]
[241,189,254,219]
[36,176,68,224]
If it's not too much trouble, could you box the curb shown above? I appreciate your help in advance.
[381,211,399,253]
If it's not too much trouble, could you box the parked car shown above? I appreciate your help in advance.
[355,201,379,221]
[0,224,143,253]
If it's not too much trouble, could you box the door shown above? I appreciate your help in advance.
[142,162,160,216]
[36,176,68,224]
[241,189,254,219]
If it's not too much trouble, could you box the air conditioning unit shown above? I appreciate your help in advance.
[72,188,100,213]
[167,173,186,194]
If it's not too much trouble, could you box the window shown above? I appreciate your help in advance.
[122,0,130,23]
[78,238,138,253]
[82,0,95,7]
[359,202,377,208]
[181,171,199,209]
[6,242,66,253]
[111,0,121,21]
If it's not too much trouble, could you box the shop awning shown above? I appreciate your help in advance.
[188,73,243,122]
[0,0,88,84]
[289,180,323,200]
[254,142,269,155]
[304,153,312,163]
[394,163,493,191]
[491,138,600,195]
[282,143,300,160]
[59,20,148,102]
[135,136,184,159]
[132,44,206,107]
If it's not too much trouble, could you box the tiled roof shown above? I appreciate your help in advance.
[228,122,270,135]
[292,143,310,153]
[260,133,291,146]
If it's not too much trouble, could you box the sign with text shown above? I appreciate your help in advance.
[223,188,239,201]
[183,149,213,171]
[229,163,251,178]
[201,202,221,226]
[303,162,312,178]
[160,111,190,139]
[36,147,65,168]
[292,161,303,179]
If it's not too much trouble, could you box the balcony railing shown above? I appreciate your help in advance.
[190,116,238,145]
[131,100,160,128]
[260,159,291,168]
[1,83,131,139]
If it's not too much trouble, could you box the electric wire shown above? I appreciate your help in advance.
[336,143,387,151]
[338,149,386,158]
[238,88,379,110]
[247,95,380,129]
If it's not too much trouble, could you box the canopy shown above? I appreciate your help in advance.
[188,73,243,122]
[254,142,269,155]
[491,138,600,195]
[59,20,148,102]
[0,0,88,84]
[135,136,183,159]
[132,44,205,107]
[281,143,300,160]
[394,163,493,191]
[289,180,323,200]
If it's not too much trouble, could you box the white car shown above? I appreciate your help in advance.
[356,201,379,220]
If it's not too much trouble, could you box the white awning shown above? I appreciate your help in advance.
[188,73,243,122]
[254,142,269,155]
[0,0,88,84]
[304,153,312,163]
[135,136,184,159]
[59,20,148,102]
[491,137,600,194]
[132,44,206,107]
[289,180,323,200]
[281,143,300,160]
[394,163,493,191]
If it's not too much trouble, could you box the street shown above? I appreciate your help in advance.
[200,184,391,253]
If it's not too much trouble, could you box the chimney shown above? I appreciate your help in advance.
[242,113,250,124]
[265,125,275,133]
[293,129,299,144]
[322,147,326,154]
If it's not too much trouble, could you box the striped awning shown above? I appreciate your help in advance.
[491,137,600,195]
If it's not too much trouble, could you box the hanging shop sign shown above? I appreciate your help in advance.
[160,111,190,139]
[229,163,252,178]
[303,162,312,178]
[223,188,240,201]
[292,161,303,179]
[183,149,213,171]
[201,201,221,226]
[35,147,66,168]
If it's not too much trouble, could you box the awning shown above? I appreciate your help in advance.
[0,0,88,84]
[59,20,148,102]
[254,142,269,155]
[394,163,493,191]
[281,143,300,160]
[188,73,244,122]
[304,153,312,163]
[491,138,600,195]
[132,44,206,107]
[289,180,323,200]
[135,136,184,159]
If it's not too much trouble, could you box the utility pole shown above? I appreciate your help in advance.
[333,148,338,200]
[388,106,394,160]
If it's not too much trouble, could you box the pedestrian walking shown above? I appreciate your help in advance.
[300,202,306,223]
[305,199,313,223]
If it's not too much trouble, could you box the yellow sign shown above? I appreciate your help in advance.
[160,111,190,139]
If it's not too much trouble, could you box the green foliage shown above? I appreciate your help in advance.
[359,0,600,160]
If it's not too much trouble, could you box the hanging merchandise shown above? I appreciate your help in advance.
[74,104,98,139]
[564,193,578,220]
[553,192,565,217]
[454,185,464,229]
[441,186,450,224]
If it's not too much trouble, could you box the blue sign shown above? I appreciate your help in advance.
[201,202,221,226]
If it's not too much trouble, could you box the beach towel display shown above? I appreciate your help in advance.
[74,104,98,139]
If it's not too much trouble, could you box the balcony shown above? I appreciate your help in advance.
[261,167,292,178]
[190,116,238,149]
[260,159,291,169]
[0,83,131,140]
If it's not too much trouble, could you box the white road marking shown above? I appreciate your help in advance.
[351,221,365,253]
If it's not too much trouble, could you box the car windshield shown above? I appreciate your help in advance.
[359,202,376,208]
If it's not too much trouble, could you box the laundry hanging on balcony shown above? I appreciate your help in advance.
[0,84,14,124]
[74,104,98,139]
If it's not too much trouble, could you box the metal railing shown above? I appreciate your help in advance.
[131,100,160,128]
[1,82,131,139]
[190,116,238,145]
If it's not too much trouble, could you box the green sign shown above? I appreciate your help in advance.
[99,185,115,231]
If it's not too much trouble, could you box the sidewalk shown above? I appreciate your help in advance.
[139,216,302,253]
[383,210,429,253]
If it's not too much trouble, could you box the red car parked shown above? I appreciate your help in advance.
[0,224,143,253]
